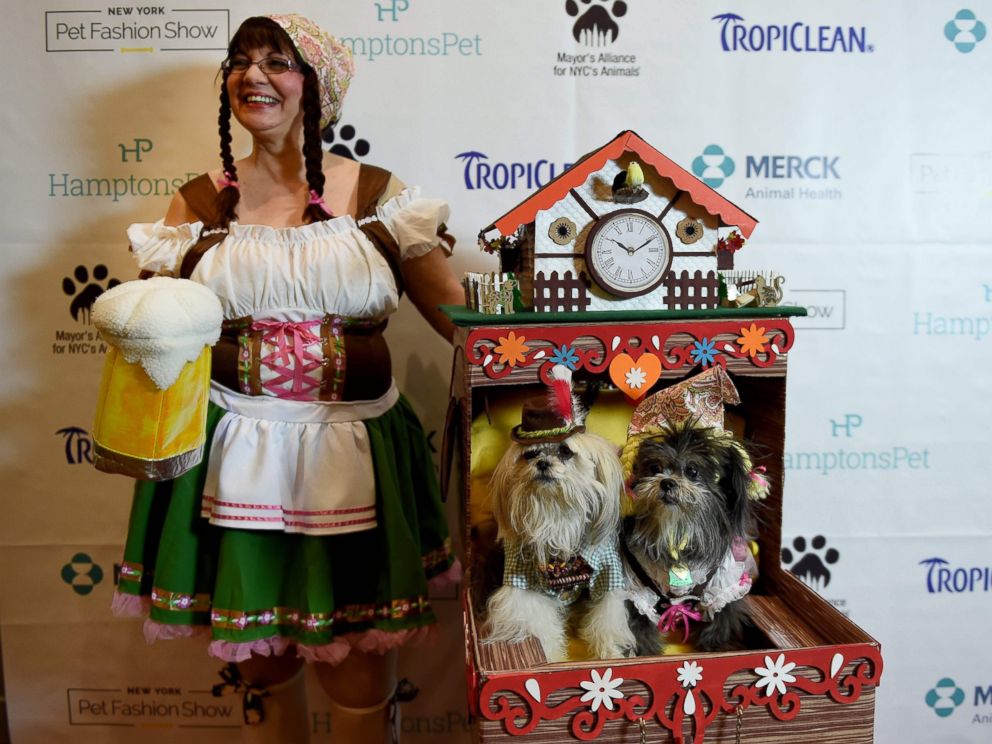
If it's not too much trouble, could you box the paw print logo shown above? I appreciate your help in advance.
[565,0,628,47]
[781,535,839,593]
[925,678,966,718]
[944,10,987,53]
[60,552,104,596]
[322,123,371,161]
[692,145,735,188]
[62,264,120,324]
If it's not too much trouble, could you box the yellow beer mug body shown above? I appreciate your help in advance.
[93,344,212,480]
[91,276,223,481]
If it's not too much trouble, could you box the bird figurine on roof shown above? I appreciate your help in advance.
[612,160,648,204]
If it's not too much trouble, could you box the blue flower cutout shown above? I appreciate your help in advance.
[549,344,580,370]
[690,338,717,367]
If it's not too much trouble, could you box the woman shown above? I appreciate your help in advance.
[112,14,464,743]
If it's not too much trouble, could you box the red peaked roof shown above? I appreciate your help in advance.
[487,130,758,239]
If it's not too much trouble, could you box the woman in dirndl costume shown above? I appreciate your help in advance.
[110,13,464,743]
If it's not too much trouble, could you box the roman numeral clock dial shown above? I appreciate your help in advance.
[585,209,673,298]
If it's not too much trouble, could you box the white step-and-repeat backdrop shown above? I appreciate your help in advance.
[1,0,990,741]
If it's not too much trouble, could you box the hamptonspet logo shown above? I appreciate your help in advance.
[785,416,931,476]
[691,145,735,188]
[455,151,572,191]
[927,678,967,718]
[944,10,987,53]
[61,553,104,596]
[340,1,482,62]
[919,557,992,594]
[712,13,874,53]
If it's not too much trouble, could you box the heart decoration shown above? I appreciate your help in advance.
[609,352,661,400]
[524,677,542,702]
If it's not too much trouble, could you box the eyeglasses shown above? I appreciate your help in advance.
[221,56,303,75]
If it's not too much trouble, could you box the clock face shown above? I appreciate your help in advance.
[585,209,673,298]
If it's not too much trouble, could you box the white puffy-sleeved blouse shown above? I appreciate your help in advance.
[126,188,450,536]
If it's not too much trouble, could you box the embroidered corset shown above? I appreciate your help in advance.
[213,315,391,402]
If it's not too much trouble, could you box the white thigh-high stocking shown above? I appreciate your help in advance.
[241,667,310,744]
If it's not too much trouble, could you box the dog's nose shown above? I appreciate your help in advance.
[536,459,551,473]
[660,478,677,492]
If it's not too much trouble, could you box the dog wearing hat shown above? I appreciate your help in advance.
[485,366,634,662]
[619,367,768,655]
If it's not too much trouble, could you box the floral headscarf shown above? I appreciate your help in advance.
[266,14,354,130]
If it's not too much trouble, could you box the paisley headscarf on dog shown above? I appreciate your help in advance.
[619,367,769,503]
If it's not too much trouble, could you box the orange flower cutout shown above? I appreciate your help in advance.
[494,331,529,367]
[737,324,769,357]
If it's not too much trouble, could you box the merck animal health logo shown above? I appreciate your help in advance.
[712,13,874,53]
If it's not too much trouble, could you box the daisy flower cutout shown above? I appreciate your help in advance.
[689,338,717,367]
[579,668,624,712]
[676,660,703,689]
[625,366,647,389]
[754,654,797,697]
[736,324,769,357]
[549,344,580,370]
[493,331,529,367]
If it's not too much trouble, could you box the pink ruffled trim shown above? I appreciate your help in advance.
[144,620,209,644]
[205,625,436,666]
[208,635,293,663]
[113,591,441,666]
[111,591,150,617]
[427,558,463,593]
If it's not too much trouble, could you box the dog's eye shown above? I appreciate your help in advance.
[557,443,574,460]
[685,465,699,479]
[521,450,539,461]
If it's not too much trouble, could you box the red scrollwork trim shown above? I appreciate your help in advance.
[478,644,882,742]
[465,320,795,382]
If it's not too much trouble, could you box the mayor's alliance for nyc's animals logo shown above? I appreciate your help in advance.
[553,0,639,78]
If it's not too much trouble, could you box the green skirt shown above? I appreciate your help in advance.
[113,395,455,662]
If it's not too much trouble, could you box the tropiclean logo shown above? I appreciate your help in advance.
[920,557,992,594]
[455,152,572,191]
[712,13,874,54]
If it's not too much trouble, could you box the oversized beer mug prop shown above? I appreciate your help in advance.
[91,277,223,480]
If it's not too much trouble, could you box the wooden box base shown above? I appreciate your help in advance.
[447,313,882,743]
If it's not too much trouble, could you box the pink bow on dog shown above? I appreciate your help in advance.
[657,603,702,643]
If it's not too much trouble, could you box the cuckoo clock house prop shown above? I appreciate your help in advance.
[478,131,758,313]
[441,311,882,739]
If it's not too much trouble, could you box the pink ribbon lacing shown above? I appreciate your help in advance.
[657,603,702,643]
[252,320,324,400]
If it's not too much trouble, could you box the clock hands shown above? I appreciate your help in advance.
[606,237,635,253]
[608,235,655,255]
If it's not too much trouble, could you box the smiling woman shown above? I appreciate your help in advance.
[106,13,464,744]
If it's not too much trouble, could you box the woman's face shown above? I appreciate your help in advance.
[225,44,305,139]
